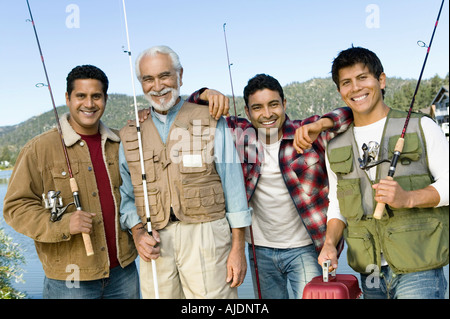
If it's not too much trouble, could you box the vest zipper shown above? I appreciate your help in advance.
[164,146,174,217]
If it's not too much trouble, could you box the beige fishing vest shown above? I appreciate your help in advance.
[327,109,448,274]
[120,102,226,230]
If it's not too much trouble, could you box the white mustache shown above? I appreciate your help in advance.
[148,88,171,97]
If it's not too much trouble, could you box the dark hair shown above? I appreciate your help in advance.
[331,46,385,97]
[66,65,109,97]
[243,74,284,107]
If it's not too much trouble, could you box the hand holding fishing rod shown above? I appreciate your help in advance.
[121,0,160,298]
[372,0,445,219]
[25,0,94,256]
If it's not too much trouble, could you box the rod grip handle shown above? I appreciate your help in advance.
[82,233,94,256]
[394,138,404,153]
[69,177,79,192]
[374,137,403,220]
[373,176,394,219]
[70,178,94,256]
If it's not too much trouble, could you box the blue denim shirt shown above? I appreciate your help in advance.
[119,98,252,230]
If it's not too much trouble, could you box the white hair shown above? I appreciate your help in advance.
[135,45,182,81]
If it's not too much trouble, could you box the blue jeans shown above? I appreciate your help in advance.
[248,244,321,299]
[43,262,140,299]
[360,265,447,299]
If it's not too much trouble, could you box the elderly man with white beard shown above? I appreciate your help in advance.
[118,45,252,299]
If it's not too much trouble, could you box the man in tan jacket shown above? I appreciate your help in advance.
[3,65,138,298]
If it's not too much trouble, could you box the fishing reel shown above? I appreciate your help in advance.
[43,190,74,222]
[358,141,390,171]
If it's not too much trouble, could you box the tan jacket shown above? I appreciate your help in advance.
[3,114,137,281]
[120,102,226,230]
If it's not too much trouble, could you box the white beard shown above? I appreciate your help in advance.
[144,87,180,113]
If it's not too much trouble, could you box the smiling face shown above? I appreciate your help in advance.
[337,63,389,126]
[245,88,286,144]
[138,53,183,114]
[65,78,106,135]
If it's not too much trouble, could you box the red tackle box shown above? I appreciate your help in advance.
[303,261,362,299]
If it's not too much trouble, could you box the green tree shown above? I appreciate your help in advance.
[0,146,11,163]
[0,227,27,299]
[385,75,448,111]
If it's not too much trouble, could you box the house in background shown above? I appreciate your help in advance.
[432,85,449,126]
[421,85,449,139]
[433,85,449,139]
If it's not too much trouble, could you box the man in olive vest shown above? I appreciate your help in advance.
[118,45,252,299]
[296,46,449,299]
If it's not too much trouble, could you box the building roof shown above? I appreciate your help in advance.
[431,85,449,105]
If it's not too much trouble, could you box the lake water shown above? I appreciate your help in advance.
[1,169,448,299]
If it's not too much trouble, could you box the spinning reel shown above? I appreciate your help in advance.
[358,141,390,171]
[42,190,74,222]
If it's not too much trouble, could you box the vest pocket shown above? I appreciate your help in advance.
[388,132,422,162]
[344,226,376,274]
[147,188,165,222]
[179,154,207,174]
[393,173,431,192]
[50,163,79,205]
[127,150,156,184]
[336,178,364,221]
[329,145,353,174]
[183,180,225,215]
[382,217,448,273]
[134,187,165,223]
[389,174,432,212]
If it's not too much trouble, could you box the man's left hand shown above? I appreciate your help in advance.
[226,247,247,288]
[200,89,230,120]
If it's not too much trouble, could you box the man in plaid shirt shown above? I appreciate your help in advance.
[187,74,353,298]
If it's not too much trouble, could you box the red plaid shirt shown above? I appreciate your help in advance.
[189,90,352,252]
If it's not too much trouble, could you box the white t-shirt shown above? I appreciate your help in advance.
[246,139,313,248]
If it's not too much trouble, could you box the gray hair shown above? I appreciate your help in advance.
[135,45,182,81]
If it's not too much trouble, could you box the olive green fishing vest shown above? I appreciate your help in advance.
[327,109,448,274]
[119,102,226,230]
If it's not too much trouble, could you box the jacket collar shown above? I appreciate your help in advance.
[60,113,120,147]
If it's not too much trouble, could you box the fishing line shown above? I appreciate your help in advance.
[372,0,445,219]
[25,0,94,256]
[223,22,262,299]
[121,0,160,298]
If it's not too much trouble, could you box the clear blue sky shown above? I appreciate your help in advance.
[0,0,448,126]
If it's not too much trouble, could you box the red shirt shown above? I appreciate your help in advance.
[80,133,119,269]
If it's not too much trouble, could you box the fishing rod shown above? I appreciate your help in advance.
[121,0,160,298]
[25,0,94,256]
[372,0,445,219]
[223,23,239,127]
[223,23,262,299]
